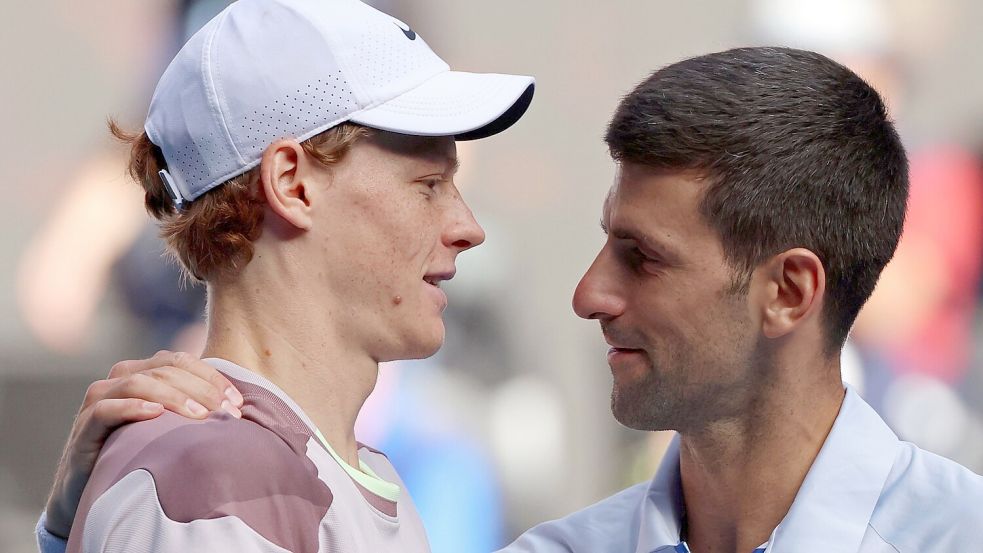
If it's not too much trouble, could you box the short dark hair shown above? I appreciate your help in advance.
[605,47,909,351]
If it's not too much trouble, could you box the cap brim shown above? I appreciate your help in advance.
[349,71,535,141]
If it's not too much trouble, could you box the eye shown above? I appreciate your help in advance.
[416,176,443,193]
[632,247,662,272]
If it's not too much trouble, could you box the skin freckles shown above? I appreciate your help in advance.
[306,132,483,363]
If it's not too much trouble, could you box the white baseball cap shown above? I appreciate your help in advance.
[146,0,535,206]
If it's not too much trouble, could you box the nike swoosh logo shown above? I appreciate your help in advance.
[394,21,416,41]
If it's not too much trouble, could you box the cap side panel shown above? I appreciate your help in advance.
[202,7,247,168]
[145,5,247,203]
[216,0,360,173]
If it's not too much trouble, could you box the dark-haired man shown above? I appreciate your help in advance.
[39,47,983,553]
[501,47,982,553]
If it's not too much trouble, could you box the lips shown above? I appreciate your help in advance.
[606,347,646,368]
[422,269,454,311]
[601,327,648,364]
[601,329,642,351]
[423,270,456,288]
[608,346,644,354]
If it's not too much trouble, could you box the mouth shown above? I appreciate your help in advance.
[422,269,454,312]
[607,346,645,358]
[601,330,641,352]
[607,346,644,354]
[601,329,647,362]
[423,270,455,288]
[606,346,647,369]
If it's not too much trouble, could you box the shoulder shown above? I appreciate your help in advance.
[868,441,983,550]
[77,412,332,553]
[101,411,332,520]
[110,410,305,475]
[499,482,649,553]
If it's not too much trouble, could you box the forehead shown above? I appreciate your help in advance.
[604,163,718,250]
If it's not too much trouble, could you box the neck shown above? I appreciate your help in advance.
[679,356,845,553]
[200,276,378,468]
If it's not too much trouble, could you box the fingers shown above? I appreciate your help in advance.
[105,372,233,420]
[168,351,244,408]
[79,378,114,411]
[142,366,242,418]
[107,350,185,379]
[104,350,244,417]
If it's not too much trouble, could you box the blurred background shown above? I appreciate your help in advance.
[3,0,983,551]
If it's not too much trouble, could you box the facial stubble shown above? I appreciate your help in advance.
[610,289,760,433]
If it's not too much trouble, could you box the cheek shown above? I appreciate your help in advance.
[370,195,440,254]
[346,197,425,256]
[633,278,735,348]
[394,219,441,262]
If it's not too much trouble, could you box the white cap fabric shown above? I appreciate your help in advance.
[145,0,535,206]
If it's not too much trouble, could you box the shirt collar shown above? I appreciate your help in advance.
[635,435,685,553]
[769,386,899,552]
[202,357,323,438]
[635,386,900,553]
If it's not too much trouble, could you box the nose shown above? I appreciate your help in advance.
[445,189,486,252]
[573,245,626,320]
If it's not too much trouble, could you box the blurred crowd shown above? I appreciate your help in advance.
[3,0,983,552]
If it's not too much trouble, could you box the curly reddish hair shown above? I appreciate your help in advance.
[110,121,369,282]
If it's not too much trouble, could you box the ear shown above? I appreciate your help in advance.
[259,139,315,230]
[757,248,826,339]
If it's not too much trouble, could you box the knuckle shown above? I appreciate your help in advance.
[209,372,229,389]
[108,361,130,378]
[84,379,110,400]
[171,351,190,367]
[90,399,110,420]
[124,372,153,392]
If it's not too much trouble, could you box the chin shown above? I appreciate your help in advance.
[400,325,445,360]
[610,378,675,432]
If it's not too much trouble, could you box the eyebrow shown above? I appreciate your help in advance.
[424,156,459,178]
[600,219,678,259]
[446,156,461,177]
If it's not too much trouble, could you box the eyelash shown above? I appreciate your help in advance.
[415,178,442,200]
[631,247,661,270]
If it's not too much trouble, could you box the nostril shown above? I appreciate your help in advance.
[452,239,472,249]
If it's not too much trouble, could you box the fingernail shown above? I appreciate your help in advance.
[142,401,163,413]
[186,399,208,417]
[221,399,243,419]
[225,387,244,407]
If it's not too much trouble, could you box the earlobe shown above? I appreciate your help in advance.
[760,249,825,339]
[260,139,314,230]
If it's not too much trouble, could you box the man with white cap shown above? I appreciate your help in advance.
[36,0,533,551]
